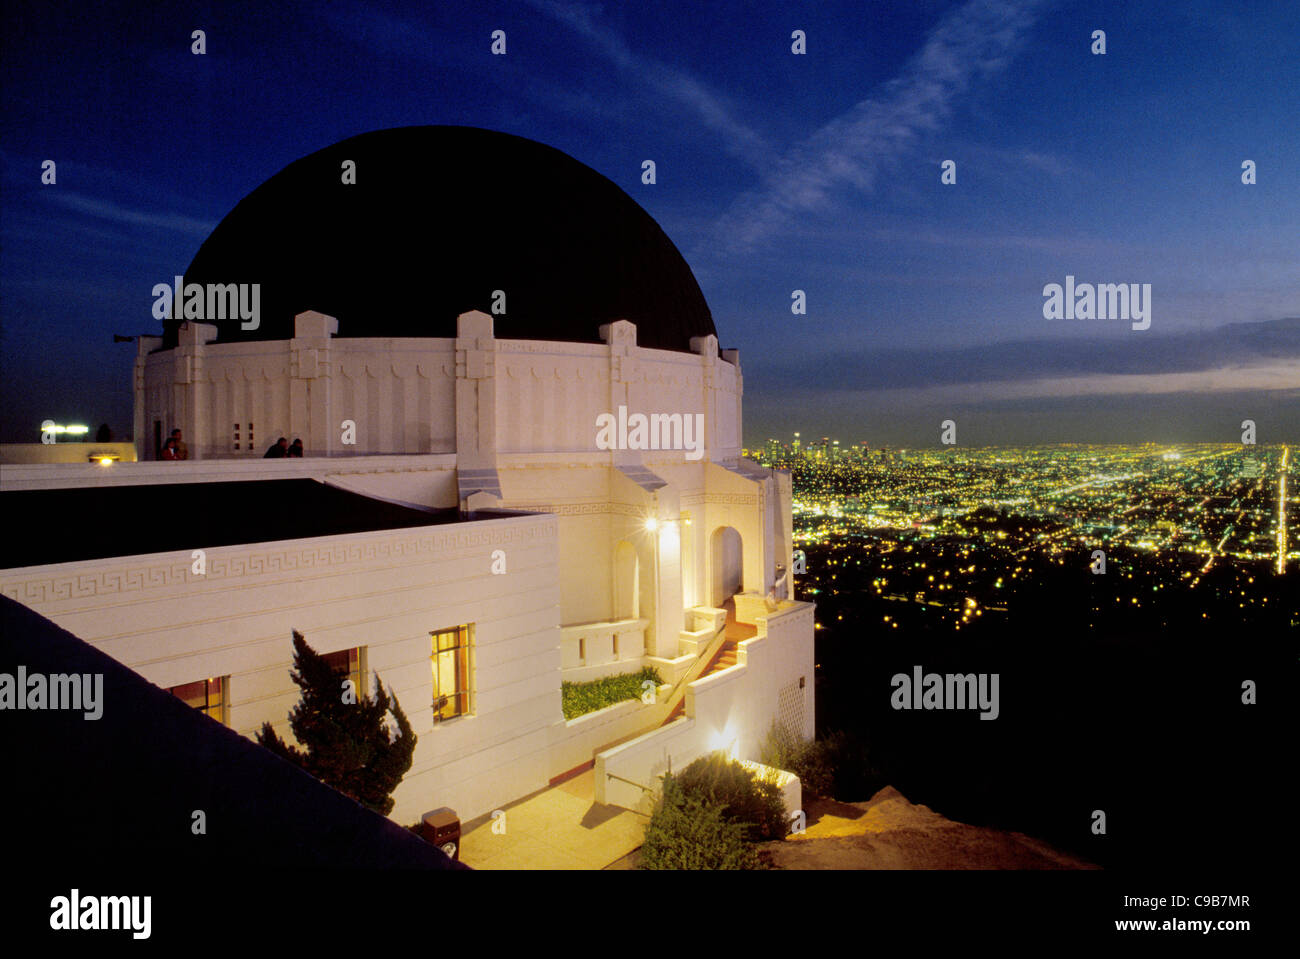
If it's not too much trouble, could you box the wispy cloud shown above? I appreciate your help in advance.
[45,192,214,238]
[1,151,217,241]
[873,361,1300,406]
[933,141,1084,180]
[1017,150,1074,178]
[713,0,1049,252]
[523,0,775,170]
[751,318,1300,393]
[316,2,632,125]
[859,225,1121,256]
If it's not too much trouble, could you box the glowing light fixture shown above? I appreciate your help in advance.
[40,422,90,436]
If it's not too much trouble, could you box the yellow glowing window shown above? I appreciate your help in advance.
[431,626,471,721]
[168,677,226,725]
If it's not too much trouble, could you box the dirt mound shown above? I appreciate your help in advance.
[765,786,1098,870]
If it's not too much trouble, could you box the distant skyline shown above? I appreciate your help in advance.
[750,436,1293,450]
[3,0,1298,445]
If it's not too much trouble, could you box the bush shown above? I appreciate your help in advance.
[674,751,788,841]
[760,717,802,773]
[639,776,761,870]
[561,666,662,720]
[257,630,415,816]
[760,722,883,802]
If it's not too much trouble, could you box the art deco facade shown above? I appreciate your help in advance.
[0,127,815,826]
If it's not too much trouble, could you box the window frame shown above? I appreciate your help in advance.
[167,676,228,725]
[430,625,472,723]
[322,647,366,700]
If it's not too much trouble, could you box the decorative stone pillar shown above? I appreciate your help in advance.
[455,310,498,463]
[599,319,637,463]
[173,322,217,459]
[291,311,338,456]
[650,488,684,659]
[690,334,719,462]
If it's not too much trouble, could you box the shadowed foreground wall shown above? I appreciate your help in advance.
[0,596,466,871]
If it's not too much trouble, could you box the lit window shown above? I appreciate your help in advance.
[431,626,471,721]
[168,677,227,724]
[322,648,364,698]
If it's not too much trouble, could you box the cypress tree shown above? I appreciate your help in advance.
[258,630,416,816]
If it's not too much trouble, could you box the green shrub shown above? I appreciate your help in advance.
[760,718,802,773]
[674,751,788,841]
[639,776,761,870]
[787,739,835,797]
[561,666,663,720]
[760,722,883,802]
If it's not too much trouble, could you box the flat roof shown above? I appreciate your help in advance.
[0,478,496,569]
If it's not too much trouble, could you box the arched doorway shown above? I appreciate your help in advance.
[709,526,743,607]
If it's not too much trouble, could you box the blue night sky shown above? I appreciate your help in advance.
[2,0,1298,446]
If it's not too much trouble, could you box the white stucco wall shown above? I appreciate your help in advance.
[595,600,815,812]
[136,314,743,465]
[138,326,460,461]
[0,511,563,825]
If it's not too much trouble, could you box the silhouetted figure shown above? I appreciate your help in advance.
[287,439,304,458]
[170,428,189,460]
[161,437,182,461]
[95,423,112,443]
[264,437,288,458]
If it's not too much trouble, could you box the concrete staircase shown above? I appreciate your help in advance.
[592,599,759,747]
[709,641,740,674]
[657,619,729,725]
[664,639,739,722]
[660,598,758,723]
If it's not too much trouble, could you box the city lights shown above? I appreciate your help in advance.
[756,438,1297,634]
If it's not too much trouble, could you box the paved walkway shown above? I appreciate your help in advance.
[460,601,753,869]
[458,769,648,870]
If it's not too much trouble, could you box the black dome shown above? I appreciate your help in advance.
[168,126,715,352]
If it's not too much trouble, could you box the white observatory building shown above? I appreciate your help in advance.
[0,127,815,831]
